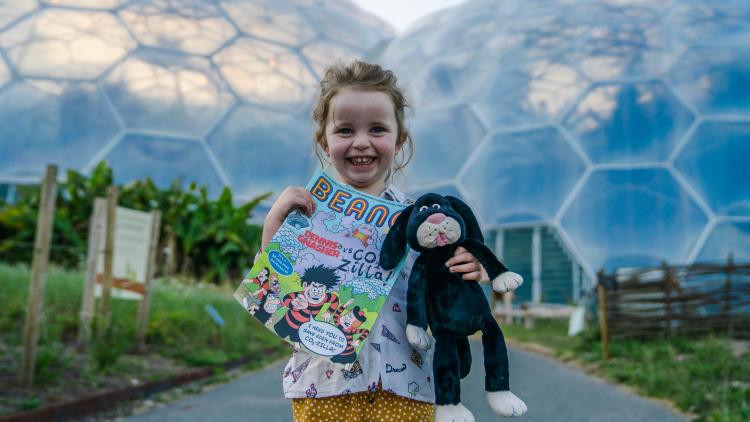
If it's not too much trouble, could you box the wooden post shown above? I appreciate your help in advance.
[597,271,610,360]
[19,164,58,387]
[504,290,514,325]
[725,253,734,337]
[136,210,161,352]
[662,261,673,336]
[97,186,117,340]
[77,198,106,349]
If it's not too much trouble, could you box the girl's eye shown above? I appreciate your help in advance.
[372,126,385,134]
[432,204,441,209]
[419,205,428,212]
[337,128,353,135]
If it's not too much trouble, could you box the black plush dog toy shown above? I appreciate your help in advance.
[380,193,527,421]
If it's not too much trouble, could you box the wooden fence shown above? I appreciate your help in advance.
[597,257,750,359]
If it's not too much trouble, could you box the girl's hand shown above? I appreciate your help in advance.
[261,186,316,249]
[445,246,490,282]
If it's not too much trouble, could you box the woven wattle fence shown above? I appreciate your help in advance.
[596,256,750,359]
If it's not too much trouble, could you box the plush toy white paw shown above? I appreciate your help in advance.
[406,324,431,350]
[492,272,523,293]
[486,390,527,417]
[435,403,475,422]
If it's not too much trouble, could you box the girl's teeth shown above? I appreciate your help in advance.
[351,158,374,164]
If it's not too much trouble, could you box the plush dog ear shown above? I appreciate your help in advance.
[446,196,484,242]
[380,205,413,270]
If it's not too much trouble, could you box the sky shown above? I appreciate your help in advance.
[351,0,466,33]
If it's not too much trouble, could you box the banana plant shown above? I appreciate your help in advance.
[1,161,269,284]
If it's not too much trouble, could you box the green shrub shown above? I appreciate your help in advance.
[34,341,71,385]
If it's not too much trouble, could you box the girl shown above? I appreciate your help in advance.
[260,60,489,422]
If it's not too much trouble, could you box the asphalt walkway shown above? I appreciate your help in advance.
[126,342,687,422]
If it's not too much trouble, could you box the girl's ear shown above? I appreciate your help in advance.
[446,196,484,242]
[380,205,412,270]
[316,131,329,156]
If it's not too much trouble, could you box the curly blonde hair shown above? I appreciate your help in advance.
[312,60,414,179]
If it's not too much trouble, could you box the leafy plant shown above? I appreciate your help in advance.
[0,161,269,283]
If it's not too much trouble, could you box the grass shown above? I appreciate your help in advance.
[500,319,750,422]
[0,262,288,414]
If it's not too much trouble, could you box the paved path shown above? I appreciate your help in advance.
[126,342,687,422]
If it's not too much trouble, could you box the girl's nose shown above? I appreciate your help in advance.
[352,135,370,148]
[426,213,446,224]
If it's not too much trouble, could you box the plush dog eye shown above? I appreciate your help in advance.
[419,205,428,212]
[432,204,441,209]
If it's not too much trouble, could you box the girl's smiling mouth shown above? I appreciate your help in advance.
[348,156,376,166]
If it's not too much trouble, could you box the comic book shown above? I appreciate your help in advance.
[234,170,408,365]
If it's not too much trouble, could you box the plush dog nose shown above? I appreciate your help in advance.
[426,213,446,224]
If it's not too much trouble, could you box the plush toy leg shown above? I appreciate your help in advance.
[433,333,461,405]
[486,391,528,417]
[481,318,509,392]
[458,336,471,379]
[481,317,527,417]
[435,403,475,422]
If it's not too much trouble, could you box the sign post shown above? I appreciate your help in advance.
[19,164,58,387]
[78,198,106,349]
[97,186,118,339]
[136,210,161,352]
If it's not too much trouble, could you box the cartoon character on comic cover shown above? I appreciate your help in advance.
[274,265,341,344]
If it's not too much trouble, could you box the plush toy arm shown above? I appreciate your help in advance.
[463,239,524,293]
[461,238,508,279]
[406,254,429,330]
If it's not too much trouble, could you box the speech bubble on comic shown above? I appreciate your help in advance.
[299,321,347,356]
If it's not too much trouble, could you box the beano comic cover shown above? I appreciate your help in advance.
[234,170,408,365]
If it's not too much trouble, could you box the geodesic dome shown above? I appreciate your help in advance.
[0,0,393,200]
[378,0,750,298]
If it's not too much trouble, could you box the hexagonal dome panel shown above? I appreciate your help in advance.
[0,8,135,79]
[665,0,750,43]
[404,182,465,203]
[0,0,36,31]
[564,82,694,164]
[408,52,510,111]
[207,104,314,198]
[213,37,316,110]
[567,3,683,80]
[669,44,750,117]
[104,134,224,195]
[0,57,11,89]
[381,0,750,275]
[298,1,394,50]
[405,105,485,187]
[674,121,750,216]
[461,127,586,225]
[697,221,750,262]
[42,0,132,9]
[221,0,317,47]
[119,0,237,56]
[0,80,120,179]
[561,169,708,271]
[302,40,358,80]
[470,54,586,130]
[103,50,234,138]
[0,0,390,194]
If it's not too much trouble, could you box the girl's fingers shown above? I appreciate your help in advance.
[301,190,317,216]
[282,188,315,217]
[448,262,480,273]
[462,271,482,281]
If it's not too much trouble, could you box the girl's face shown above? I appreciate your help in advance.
[321,88,402,196]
